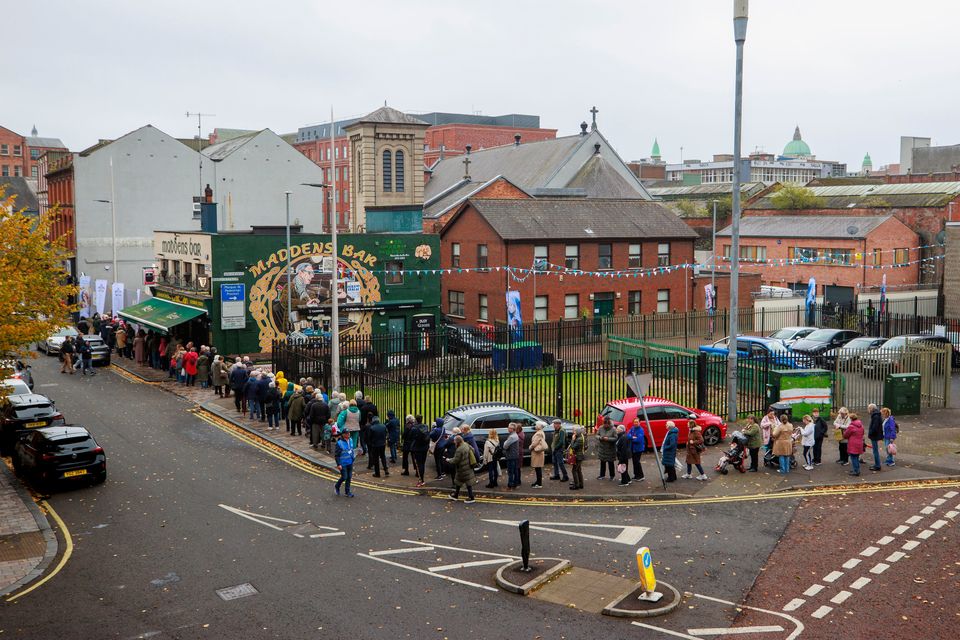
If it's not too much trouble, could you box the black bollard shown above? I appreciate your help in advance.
[519,519,531,572]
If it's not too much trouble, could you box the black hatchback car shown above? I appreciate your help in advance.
[0,391,65,455]
[13,426,106,486]
[789,329,862,362]
[444,324,495,357]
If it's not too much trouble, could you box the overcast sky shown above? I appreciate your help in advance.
[9,1,957,169]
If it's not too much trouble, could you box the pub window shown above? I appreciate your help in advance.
[385,260,403,285]
[448,290,465,317]
[534,295,548,321]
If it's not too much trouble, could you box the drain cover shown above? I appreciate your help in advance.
[216,583,259,601]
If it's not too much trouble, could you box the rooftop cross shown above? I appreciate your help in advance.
[462,154,471,180]
[590,106,599,131]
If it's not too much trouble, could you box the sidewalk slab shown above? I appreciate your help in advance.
[0,462,57,597]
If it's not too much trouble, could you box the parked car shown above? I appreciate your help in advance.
[700,336,810,368]
[596,397,727,447]
[444,324,495,357]
[820,336,886,370]
[767,326,817,346]
[1,359,34,390]
[13,425,106,486]
[441,402,579,455]
[861,334,955,378]
[76,336,112,366]
[756,285,798,299]
[0,389,65,455]
[790,329,863,364]
[37,326,79,355]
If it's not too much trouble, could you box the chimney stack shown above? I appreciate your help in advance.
[514,134,521,146]
[465,144,472,155]
[204,183,213,203]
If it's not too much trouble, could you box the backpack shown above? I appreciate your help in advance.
[492,442,504,461]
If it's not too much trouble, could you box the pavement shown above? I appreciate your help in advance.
[113,356,960,502]
[0,460,57,597]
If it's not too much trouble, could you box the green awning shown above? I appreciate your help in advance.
[117,298,206,333]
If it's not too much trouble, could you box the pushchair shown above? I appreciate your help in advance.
[763,430,799,470]
[715,430,748,475]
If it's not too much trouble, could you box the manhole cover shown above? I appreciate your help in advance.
[216,583,259,601]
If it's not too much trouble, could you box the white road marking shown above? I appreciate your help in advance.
[946,511,958,520]
[930,498,946,506]
[891,525,909,535]
[916,529,935,540]
[811,605,833,619]
[841,558,861,569]
[930,519,948,530]
[823,570,844,583]
[429,558,513,572]
[367,546,435,557]
[803,584,824,597]
[830,591,852,605]
[293,533,304,538]
[850,577,871,590]
[944,491,959,499]
[481,519,649,545]
[876,535,894,545]
[886,551,906,563]
[309,531,346,538]
[632,622,698,639]
[905,515,923,524]
[860,546,880,557]
[869,562,890,575]
[688,626,785,636]
[783,598,805,611]
[218,504,299,531]
[693,593,804,640]
[920,506,936,515]
[400,539,520,559]
[357,552,498,592]
[902,540,920,551]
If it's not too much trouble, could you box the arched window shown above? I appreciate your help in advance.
[395,150,405,192]
[382,150,392,192]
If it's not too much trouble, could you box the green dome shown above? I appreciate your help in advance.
[862,152,873,169]
[651,138,661,158]
[782,125,812,158]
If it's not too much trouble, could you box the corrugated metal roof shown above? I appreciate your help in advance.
[809,182,960,196]
[25,136,66,149]
[647,182,765,197]
[203,131,259,160]
[717,215,894,239]
[747,181,960,210]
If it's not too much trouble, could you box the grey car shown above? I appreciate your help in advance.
[441,402,580,457]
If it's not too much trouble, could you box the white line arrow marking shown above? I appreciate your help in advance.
[218,504,299,531]
[482,519,649,545]
[688,626,785,636]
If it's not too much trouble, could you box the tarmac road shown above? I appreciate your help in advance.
[0,354,807,639]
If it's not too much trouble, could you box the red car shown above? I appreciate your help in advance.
[595,397,727,448]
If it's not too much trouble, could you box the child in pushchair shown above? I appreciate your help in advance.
[715,430,749,474]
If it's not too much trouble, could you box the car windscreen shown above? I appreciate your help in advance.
[53,327,79,337]
[52,436,95,449]
[769,328,798,340]
[599,405,625,423]
[843,338,875,349]
[880,337,907,349]
[442,414,463,431]
[762,340,790,353]
[2,380,31,395]
[802,329,837,342]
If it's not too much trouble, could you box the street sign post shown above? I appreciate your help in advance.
[220,283,246,330]
[625,373,667,490]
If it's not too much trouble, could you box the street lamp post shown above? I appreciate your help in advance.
[285,191,292,334]
[303,181,340,394]
[711,199,718,302]
[727,0,749,423]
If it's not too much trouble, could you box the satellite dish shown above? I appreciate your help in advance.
[846,225,859,236]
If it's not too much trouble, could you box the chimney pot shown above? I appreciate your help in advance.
[465,144,472,155]
[580,122,588,136]
[594,143,601,155]
[514,134,521,146]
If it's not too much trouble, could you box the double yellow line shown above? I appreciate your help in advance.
[5,501,73,602]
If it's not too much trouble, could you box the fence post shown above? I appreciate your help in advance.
[914,296,919,333]
[696,351,707,410]
[683,312,689,349]
[760,307,765,335]
[626,358,635,398]
[555,359,564,419]
[642,314,647,343]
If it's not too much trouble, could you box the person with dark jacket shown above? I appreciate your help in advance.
[264,382,282,430]
[360,396,378,464]
[867,403,884,471]
[811,407,829,465]
[367,416,389,477]
[549,419,569,482]
[502,423,521,489]
[254,374,270,422]
[287,388,306,436]
[229,363,249,414]
[384,410,401,463]
[661,421,679,482]
[242,374,259,419]
[615,425,632,485]
[410,415,430,487]
[77,336,94,375]
[628,418,646,481]
[596,417,618,480]
[431,419,449,480]
[307,392,331,449]
[400,415,416,475]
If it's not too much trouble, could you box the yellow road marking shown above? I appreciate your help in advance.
[189,408,418,496]
[5,500,73,602]
[106,364,159,385]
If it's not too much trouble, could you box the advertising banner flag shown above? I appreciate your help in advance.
[78,275,92,319]
[111,282,125,315]
[804,277,816,325]
[505,290,522,339]
[94,279,108,316]
[880,274,887,315]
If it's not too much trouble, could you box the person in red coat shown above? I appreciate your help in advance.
[843,413,865,477]
[183,347,199,386]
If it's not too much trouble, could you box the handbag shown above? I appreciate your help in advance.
[617,463,627,474]
[565,447,576,466]
[834,427,844,442]
[886,442,897,456]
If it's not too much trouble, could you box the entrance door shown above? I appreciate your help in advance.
[593,292,615,336]
[388,317,405,355]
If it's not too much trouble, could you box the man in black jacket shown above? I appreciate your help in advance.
[409,415,430,487]
[360,395,378,465]
[867,403,884,471]
[384,410,400,463]
[400,415,416,475]
[367,415,389,477]
[307,391,331,449]
[229,362,249,414]
[811,407,829,465]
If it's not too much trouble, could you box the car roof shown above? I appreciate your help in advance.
[36,425,90,440]
[449,402,529,415]
[737,336,782,344]
[606,396,676,408]
[6,393,52,405]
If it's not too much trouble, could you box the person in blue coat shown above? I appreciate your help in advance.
[334,430,355,497]
[384,410,401,463]
[660,421,679,482]
[628,418,646,481]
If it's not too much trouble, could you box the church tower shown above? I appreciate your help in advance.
[345,105,429,232]
[862,152,873,175]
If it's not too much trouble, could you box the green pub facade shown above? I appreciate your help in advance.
[118,226,441,355]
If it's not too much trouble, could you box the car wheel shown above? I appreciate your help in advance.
[11,453,23,473]
[93,472,107,485]
[702,426,722,447]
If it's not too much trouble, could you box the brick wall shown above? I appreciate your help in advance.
[744,204,956,243]
[0,126,28,178]
[717,217,920,292]
[423,124,557,165]
[440,204,696,323]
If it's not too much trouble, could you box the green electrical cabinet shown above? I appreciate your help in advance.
[884,373,921,415]
[770,368,833,417]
